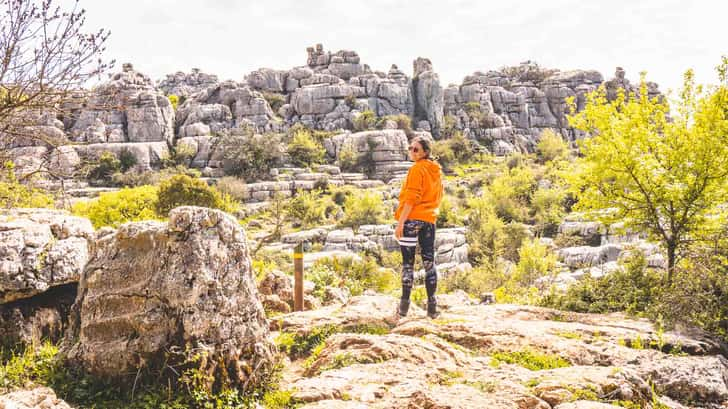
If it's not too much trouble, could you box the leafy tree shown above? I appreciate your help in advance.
[567,61,728,283]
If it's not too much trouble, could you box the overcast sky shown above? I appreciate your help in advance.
[79,0,726,95]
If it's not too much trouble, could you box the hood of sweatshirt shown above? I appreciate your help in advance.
[418,158,442,179]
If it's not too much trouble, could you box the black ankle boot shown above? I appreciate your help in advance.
[398,298,410,317]
[427,301,439,319]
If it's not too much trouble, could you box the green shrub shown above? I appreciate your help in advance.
[340,191,386,229]
[308,264,341,300]
[432,132,477,172]
[436,195,464,227]
[220,131,284,181]
[285,189,332,228]
[440,114,458,139]
[162,142,196,168]
[168,94,179,110]
[553,231,594,248]
[463,101,482,115]
[511,238,557,286]
[87,151,121,182]
[502,222,530,262]
[252,249,292,282]
[656,248,728,341]
[377,114,413,137]
[353,110,376,131]
[540,252,663,315]
[486,165,536,223]
[440,261,508,297]
[536,129,569,163]
[111,165,201,188]
[0,162,54,208]
[0,340,279,408]
[215,176,248,201]
[431,140,456,172]
[275,325,340,358]
[72,185,159,228]
[118,148,137,172]
[337,142,359,172]
[465,196,505,264]
[287,127,326,167]
[263,92,286,113]
[155,174,237,216]
[448,132,477,163]
[532,186,567,237]
[312,256,397,296]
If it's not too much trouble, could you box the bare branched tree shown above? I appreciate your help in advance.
[0,0,113,170]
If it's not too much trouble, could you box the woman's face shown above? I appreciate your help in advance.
[408,141,426,161]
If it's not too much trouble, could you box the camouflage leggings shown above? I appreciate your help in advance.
[398,219,437,307]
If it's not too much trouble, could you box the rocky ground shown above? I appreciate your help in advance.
[271,295,728,409]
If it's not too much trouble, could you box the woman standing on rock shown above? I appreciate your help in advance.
[394,135,444,319]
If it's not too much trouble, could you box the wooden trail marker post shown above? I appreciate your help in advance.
[293,242,304,311]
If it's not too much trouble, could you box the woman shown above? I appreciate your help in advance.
[394,135,443,319]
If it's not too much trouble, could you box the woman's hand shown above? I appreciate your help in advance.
[395,222,404,240]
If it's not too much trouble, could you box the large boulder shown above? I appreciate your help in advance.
[62,206,276,391]
[0,209,93,303]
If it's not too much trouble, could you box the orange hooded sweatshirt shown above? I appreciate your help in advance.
[394,158,443,224]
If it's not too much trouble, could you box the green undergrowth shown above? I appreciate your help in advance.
[489,349,571,371]
[0,341,291,409]
[275,323,392,361]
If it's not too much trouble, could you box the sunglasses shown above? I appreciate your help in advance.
[408,146,420,153]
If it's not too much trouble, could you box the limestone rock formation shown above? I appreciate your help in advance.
[0,209,93,303]
[412,57,444,137]
[62,206,276,391]
[158,68,219,97]
[324,129,410,181]
[444,61,607,154]
[68,63,174,145]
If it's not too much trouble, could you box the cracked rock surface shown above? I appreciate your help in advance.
[61,206,276,391]
[0,209,93,304]
[273,295,728,409]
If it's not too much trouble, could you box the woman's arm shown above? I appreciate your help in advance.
[395,203,413,240]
